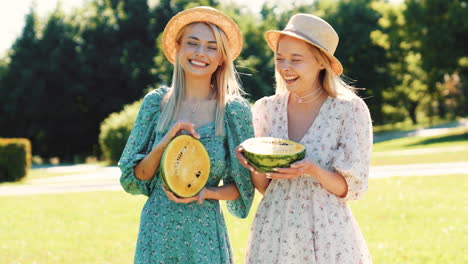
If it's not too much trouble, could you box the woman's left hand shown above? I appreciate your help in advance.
[163,186,208,204]
[267,159,316,180]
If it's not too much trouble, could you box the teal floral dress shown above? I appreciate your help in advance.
[119,87,255,264]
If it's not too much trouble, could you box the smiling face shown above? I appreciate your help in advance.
[176,23,223,80]
[275,35,324,94]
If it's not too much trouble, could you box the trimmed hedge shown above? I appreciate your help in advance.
[0,138,32,182]
[99,99,142,164]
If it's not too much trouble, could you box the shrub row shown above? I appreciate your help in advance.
[0,138,31,182]
[99,99,142,164]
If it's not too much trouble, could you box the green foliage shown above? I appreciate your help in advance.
[371,2,425,124]
[403,0,468,118]
[319,0,392,125]
[99,99,142,164]
[0,0,466,161]
[0,1,158,161]
[0,138,32,182]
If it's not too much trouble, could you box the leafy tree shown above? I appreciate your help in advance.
[318,0,392,125]
[68,0,157,160]
[0,9,40,147]
[403,0,468,118]
[371,1,430,124]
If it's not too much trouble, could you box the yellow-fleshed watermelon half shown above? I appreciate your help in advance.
[241,137,305,173]
[160,135,210,197]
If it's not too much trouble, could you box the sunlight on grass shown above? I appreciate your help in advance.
[371,129,468,166]
[351,175,467,264]
[371,150,468,166]
[373,117,465,133]
[373,128,468,152]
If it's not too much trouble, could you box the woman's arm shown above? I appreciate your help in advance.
[205,183,240,201]
[266,160,348,198]
[163,183,240,204]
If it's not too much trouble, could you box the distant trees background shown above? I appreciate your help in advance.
[0,0,466,161]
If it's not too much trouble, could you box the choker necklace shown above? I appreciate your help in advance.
[294,87,322,103]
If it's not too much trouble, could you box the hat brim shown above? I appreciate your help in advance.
[265,30,343,76]
[162,7,242,64]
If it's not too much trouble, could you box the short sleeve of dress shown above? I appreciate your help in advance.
[223,98,255,218]
[251,97,270,137]
[118,87,168,196]
[331,97,373,201]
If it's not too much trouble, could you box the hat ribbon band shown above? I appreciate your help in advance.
[282,28,330,53]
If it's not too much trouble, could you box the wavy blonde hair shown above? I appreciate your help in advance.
[274,37,355,96]
[157,22,244,136]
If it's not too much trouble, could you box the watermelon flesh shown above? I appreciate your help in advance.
[241,137,305,173]
[160,135,210,197]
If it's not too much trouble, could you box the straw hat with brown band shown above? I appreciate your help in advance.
[264,14,343,76]
[162,6,243,65]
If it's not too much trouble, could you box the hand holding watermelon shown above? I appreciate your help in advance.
[265,160,317,180]
[159,122,200,150]
[163,185,208,204]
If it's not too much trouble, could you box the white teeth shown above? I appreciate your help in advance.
[190,60,208,67]
[284,76,298,81]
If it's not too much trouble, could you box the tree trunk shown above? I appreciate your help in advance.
[408,101,419,125]
[438,99,446,119]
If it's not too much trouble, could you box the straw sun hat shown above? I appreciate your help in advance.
[162,6,243,64]
[265,14,343,76]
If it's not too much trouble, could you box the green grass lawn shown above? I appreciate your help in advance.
[373,128,467,152]
[372,116,466,134]
[1,128,467,263]
[371,129,468,166]
[1,174,466,264]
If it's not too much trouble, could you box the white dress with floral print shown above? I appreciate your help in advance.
[245,91,373,264]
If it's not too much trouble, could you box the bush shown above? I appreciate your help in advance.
[99,99,142,164]
[381,104,407,124]
[0,138,32,182]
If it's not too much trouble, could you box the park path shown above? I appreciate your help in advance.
[0,161,467,196]
[373,118,467,142]
[1,120,466,196]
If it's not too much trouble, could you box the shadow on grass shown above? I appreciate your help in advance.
[408,132,468,147]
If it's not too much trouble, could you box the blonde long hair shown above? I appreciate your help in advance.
[274,38,355,96]
[157,22,244,136]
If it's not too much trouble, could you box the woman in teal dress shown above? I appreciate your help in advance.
[118,6,254,264]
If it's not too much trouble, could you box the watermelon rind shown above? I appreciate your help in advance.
[241,137,306,173]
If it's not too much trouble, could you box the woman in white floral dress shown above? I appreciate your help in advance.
[236,14,373,264]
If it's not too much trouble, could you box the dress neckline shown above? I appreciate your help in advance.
[283,91,330,143]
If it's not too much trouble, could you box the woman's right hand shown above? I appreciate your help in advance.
[159,122,200,149]
[235,145,259,174]
[235,145,271,194]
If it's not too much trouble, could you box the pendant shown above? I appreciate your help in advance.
[294,94,302,103]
